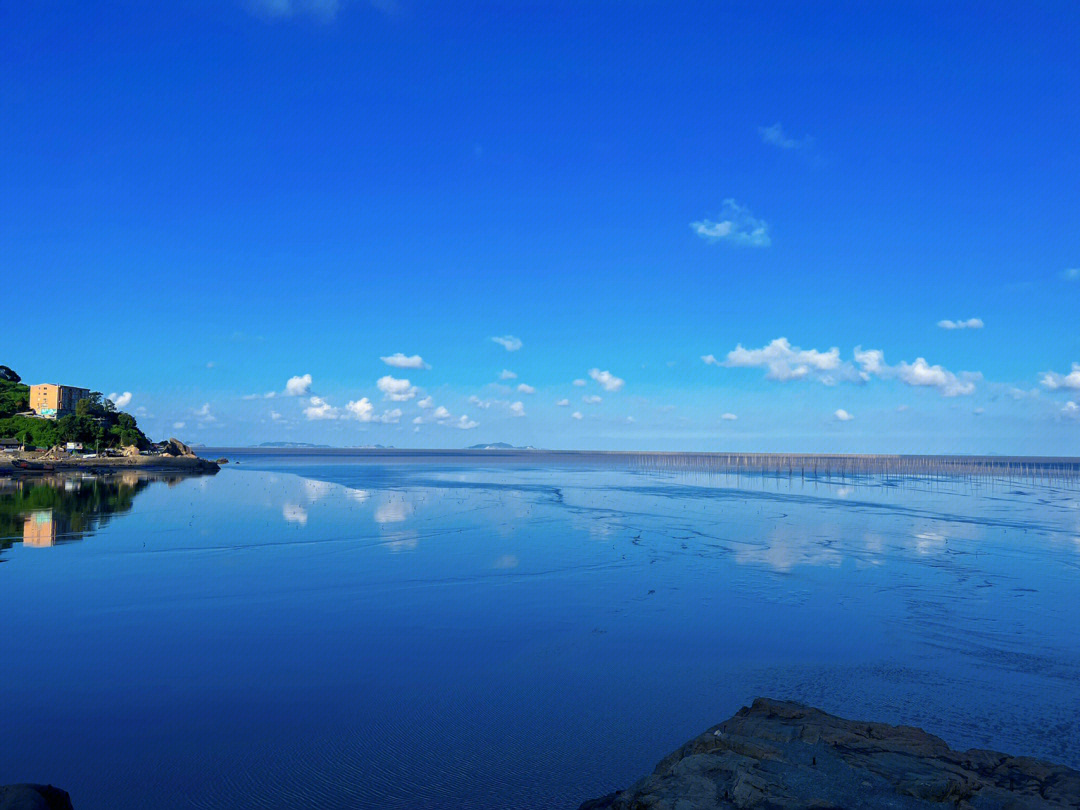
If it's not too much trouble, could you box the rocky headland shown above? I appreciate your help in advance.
[580,698,1080,809]
[0,439,219,476]
[0,784,73,810]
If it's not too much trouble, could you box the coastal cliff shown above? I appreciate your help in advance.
[580,698,1080,809]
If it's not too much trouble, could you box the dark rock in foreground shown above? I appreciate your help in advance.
[0,785,73,810]
[580,698,1080,809]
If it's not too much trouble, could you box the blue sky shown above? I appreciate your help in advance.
[3,0,1078,452]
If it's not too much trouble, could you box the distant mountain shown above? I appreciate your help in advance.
[254,441,332,448]
[467,443,539,450]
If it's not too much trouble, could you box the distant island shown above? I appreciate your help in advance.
[468,442,539,450]
[254,442,333,448]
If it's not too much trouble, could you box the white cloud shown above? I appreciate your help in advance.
[517,383,536,394]
[894,358,979,396]
[376,375,417,401]
[286,374,312,396]
[937,318,984,330]
[270,410,283,421]
[491,335,523,352]
[417,395,434,409]
[509,401,526,417]
[834,409,854,421]
[691,199,771,247]
[304,396,339,420]
[432,406,451,420]
[455,415,479,430]
[1062,268,1080,281]
[499,369,517,380]
[556,398,570,406]
[721,413,738,421]
[701,354,720,366]
[583,395,602,404]
[379,408,402,424]
[723,338,845,382]
[412,416,423,425]
[722,339,980,396]
[108,391,132,409]
[572,378,587,387]
[346,398,375,421]
[173,421,185,429]
[571,411,583,420]
[759,123,808,150]
[468,395,492,409]
[244,390,279,400]
[1063,401,1080,419]
[853,347,886,378]
[195,403,216,423]
[589,368,625,392]
[381,353,430,369]
[625,416,635,423]
[1041,363,1080,390]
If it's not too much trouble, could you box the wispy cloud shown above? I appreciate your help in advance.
[691,199,770,247]
[759,123,810,150]
[491,335,523,352]
[499,369,517,380]
[245,0,396,22]
[1063,401,1080,419]
[588,368,625,392]
[247,0,342,21]
[701,354,720,366]
[721,412,738,421]
[937,318,984,330]
[556,398,569,406]
[582,395,602,404]
[381,353,430,369]
[1041,363,1080,390]
[195,403,216,424]
[834,409,854,422]
[572,378,586,387]
[1062,268,1080,281]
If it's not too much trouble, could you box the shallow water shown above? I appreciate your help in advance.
[2,454,1079,809]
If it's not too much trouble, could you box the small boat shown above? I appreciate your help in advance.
[11,459,55,472]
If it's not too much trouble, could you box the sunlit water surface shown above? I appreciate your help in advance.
[2,453,1079,809]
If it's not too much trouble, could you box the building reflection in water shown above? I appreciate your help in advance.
[0,472,196,558]
[22,509,70,548]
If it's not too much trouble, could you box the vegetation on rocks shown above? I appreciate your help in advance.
[0,366,150,450]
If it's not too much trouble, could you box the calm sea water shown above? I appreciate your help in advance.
[2,452,1079,809]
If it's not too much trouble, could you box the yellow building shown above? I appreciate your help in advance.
[29,383,91,418]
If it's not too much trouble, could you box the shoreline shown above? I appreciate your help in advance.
[199,447,1080,478]
[0,454,220,476]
